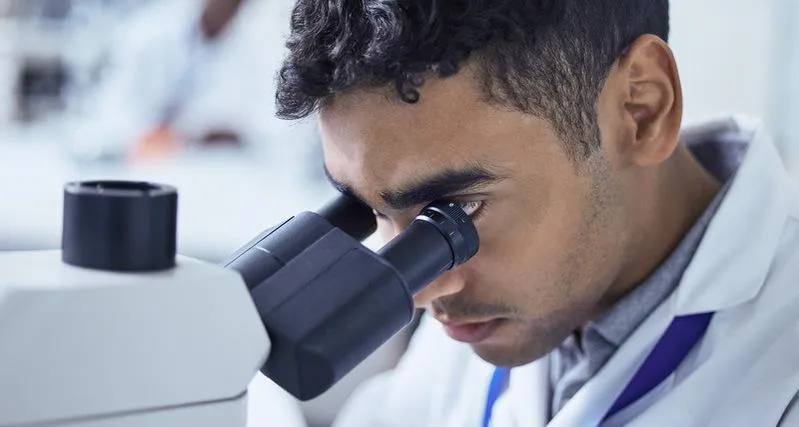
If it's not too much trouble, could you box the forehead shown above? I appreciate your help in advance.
[317,71,557,204]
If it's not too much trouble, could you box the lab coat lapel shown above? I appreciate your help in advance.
[673,116,790,315]
[623,116,796,426]
[506,355,549,427]
[546,296,677,427]
[549,115,790,426]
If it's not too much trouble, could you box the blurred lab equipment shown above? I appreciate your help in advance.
[0,179,479,426]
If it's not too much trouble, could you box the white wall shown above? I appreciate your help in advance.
[669,0,799,169]
[669,0,779,126]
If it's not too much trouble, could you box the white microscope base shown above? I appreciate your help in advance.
[24,393,249,427]
[0,250,270,427]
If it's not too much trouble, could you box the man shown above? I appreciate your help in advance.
[275,1,799,426]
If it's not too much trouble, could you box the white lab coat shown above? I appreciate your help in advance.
[247,373,307,427]
[332,115,799,427]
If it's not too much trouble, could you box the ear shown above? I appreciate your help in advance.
[614,34,683,167]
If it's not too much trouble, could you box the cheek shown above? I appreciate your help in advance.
[478,216,581,301]
[465,182,611,314]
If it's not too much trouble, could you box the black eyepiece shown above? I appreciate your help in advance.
[378,200,480,295]
[316,194,376,241]
[232,196,481,400]
[61,180,177,272]
[416,202,480,267]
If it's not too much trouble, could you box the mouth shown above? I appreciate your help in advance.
[439,318,505,344]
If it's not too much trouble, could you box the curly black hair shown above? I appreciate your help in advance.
[276,0,669,159]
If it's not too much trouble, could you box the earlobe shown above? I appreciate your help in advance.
[620,35,683,167]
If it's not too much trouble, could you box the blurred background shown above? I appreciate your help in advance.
[0,1,796,426]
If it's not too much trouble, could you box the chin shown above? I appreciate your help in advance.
[470,324,554,367]
[472,342,549,367]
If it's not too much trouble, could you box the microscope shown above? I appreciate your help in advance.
[0,180,479,426]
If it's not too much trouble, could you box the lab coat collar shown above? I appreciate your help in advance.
[501,116,790,427]
[673,115,791,315]
[537,115,792,427]
[507,356,550,427]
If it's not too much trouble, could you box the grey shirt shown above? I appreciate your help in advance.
[549,135,747,417]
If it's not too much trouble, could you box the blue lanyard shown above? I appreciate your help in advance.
[481,311,713,426]
[602,311,714,420]
[481,366,510,427]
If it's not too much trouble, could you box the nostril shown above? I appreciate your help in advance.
[428,303,446,319]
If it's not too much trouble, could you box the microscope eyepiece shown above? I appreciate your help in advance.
[317,194,376,242]
[62,180,178,272]
[416,202,480,268]
[229,194,481,400]
[378,200,480,295]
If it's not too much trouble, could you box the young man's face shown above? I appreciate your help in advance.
[319,67,635,367]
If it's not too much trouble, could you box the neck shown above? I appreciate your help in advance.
[601,144,721,310]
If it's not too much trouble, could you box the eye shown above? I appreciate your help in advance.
[452,200,484,218]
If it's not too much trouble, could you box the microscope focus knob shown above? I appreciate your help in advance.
[61,180,178,272]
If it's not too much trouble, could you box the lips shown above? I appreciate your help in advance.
[441,318,503,343]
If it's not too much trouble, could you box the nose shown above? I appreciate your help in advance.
[413,268,466,309]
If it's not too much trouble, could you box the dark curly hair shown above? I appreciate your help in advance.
[276,0,669,159]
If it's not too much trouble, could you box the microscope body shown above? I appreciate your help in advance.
[0,179,479,426]
[0,250,267,426]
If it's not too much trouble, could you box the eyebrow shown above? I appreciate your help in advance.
[324,165,505,211]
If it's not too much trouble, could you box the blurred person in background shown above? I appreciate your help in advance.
[69,0,317,167]
[274,0,799,426]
